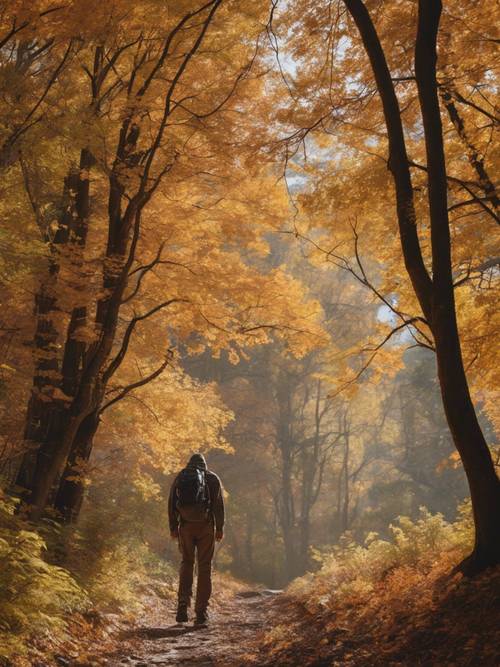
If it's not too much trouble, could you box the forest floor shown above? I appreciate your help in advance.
[43,574,279,667]
[247,563,500,667]
[29,565,500,666]
[107,564,500,667]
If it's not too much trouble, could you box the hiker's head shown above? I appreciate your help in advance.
[188,453,207,469]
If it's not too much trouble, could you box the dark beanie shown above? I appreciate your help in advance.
[188,453,207,469]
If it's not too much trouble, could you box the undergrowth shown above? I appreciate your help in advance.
[0,494,88,662]
[258,504,493,666]
[287,503,473,613]
[0,492,176,665]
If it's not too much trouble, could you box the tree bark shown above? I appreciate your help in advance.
[16,148,93,495]
[53,411,100,521]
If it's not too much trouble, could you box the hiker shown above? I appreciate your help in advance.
[168,453,224,625]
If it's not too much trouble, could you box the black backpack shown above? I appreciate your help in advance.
[176,466,209,508]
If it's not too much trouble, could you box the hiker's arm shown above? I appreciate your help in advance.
[213,476,225,538]
[168,476,179,537]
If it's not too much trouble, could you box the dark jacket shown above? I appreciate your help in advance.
[168,467,225,533]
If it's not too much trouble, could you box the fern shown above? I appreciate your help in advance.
[0,494,89,661]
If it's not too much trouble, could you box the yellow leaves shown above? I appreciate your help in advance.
[368,347,405,384]
[228,347,240,365]
[98,365,234,482]
[0,364,16,373]
[261,624,290,653]
[133,473,162,502]
[436,451,462,474]
[0,496,89,660]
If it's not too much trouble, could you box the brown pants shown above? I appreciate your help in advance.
[178,519,215,613]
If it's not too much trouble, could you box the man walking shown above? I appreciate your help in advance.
[168,453,224,625]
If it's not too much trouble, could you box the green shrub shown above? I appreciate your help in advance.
[288,504,474,612]
[0,494,89,661]
[79,540,176,612]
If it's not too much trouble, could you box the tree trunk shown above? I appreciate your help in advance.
[226,522,242,576]
[298,449,311,572]
[298,512,310,573]
[27,409,91,521]
[16,149,93,496]
[245,512,255,577]
[24,129,141,520]
[414,0,500,573]
[343,0,433,321]
[341,430,350,533]
[434,328,500,571]
[281,451,298,581]
[53,411,100,521]
[282,529,297,581]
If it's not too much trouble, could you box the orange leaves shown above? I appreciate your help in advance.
[436,451,462,474]
[98,365,234,485]
[261,506,493,667]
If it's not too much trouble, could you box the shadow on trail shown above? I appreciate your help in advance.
[129,625,207,639]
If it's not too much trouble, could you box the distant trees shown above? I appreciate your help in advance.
[195,330,472,585]
[271,358,339,579]
[187,253,472,585]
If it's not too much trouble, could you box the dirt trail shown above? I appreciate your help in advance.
[107,589,280,667]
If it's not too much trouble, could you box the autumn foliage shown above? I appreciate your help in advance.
[0,0,498,664]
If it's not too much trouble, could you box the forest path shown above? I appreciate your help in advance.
[107,586,280,667]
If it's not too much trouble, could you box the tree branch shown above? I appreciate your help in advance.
[100,348,174,414]
[102,298,189,383]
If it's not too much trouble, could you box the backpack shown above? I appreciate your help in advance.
[175,466,210,521]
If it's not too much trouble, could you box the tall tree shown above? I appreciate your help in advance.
[341,0,499,574]
[12,0,323,521]
[272,0,499,573]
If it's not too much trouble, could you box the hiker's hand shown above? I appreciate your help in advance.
[215,529,223,542]
[170,529,179,539]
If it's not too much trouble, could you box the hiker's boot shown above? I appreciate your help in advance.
[194,610,209,626]
[176,604,188,623]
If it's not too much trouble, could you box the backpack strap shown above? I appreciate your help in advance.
[204,470,211,507]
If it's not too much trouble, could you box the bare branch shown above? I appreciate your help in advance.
[409,160,500,225]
